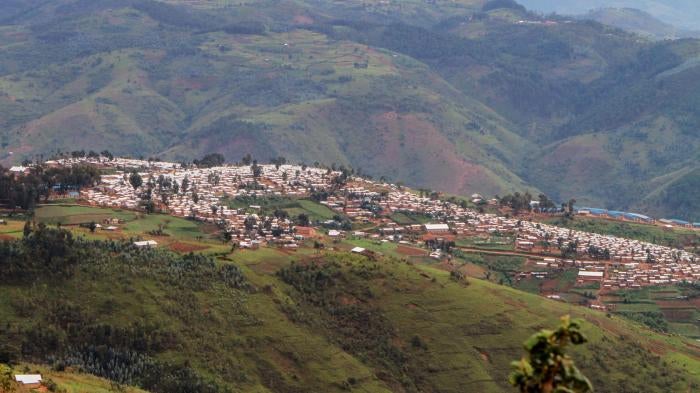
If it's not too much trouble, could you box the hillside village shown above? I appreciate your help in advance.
[42,156,699,297]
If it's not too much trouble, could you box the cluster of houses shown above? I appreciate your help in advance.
[61,157,341,248]
[516,220,698,288]
[578,207,700,229]
[54,157,699,289]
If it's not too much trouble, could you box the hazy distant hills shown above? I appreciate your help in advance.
[517,0,700,31]
[582,7,700,40]
[0,0,699,220]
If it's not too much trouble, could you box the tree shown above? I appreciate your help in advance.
[100,150,114,160]
[565,199,577,218]
[23,221,32,238]
[509,315,593,393]
[129,171,143,190]
[193,153,225,168]
[271,156,286,170]
[0,363,15,393]
[538,194,556,211]
[244,216,257,231]
[251,161,262,178]
[297,213,310,227]
[241,153,253,166]
[181,176,189,194]
[142,200,155,214]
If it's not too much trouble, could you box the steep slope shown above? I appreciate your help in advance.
[0,0,532,197]
[1,235,699,392]
[526,39,700,219]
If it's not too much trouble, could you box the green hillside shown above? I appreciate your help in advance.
[2,363,148,393]
[0,0,699,219]
[1,224,700,392]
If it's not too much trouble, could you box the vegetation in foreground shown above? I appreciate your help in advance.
[1,220,699,392]
[510,316,592,393]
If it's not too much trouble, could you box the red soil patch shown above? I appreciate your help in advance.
[462,263,486,277]
[539,279,561,293]
[169,241,209,253]
[661,309,693,322]
[656,300,695,309]
[0,234,15,241]
[397,245,426,256]
[474,347,492,364]
[369,112,498,195]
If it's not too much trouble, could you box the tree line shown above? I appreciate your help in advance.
[0,165,101,210]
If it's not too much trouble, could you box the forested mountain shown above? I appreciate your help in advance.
[0,0,699,219]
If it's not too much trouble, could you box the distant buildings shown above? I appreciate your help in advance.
[133,240,158,248]
[53,156,697,290]
[425,223,449,233]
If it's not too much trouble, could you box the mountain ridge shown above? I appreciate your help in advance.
[0,0,699,220]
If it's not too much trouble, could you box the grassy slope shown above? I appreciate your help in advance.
[8,364,148,393]
[31,204,232,254]
[1,235,699,392]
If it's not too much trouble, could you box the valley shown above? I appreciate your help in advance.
[1,0,700,391]
[0,0,698,220]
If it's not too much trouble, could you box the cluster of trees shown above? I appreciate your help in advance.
[618,311,669,333]
[277,258,411,388]
[425,238,456,252]
[0,226,251,392]
[482,0,526,13]
[498,192,563,215]
[499,192,535,214]
[586,245,611,260]
[0,165,101,210]
[193,153,225,168]
[54,150,114,160]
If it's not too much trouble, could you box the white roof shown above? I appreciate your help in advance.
[424,223,449,231]
[9,166,27,172]
[351,247,366,253]
[133,240,158,247]
[328,230,341,237]
[578,271,604,277]
[15,374,42,384]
